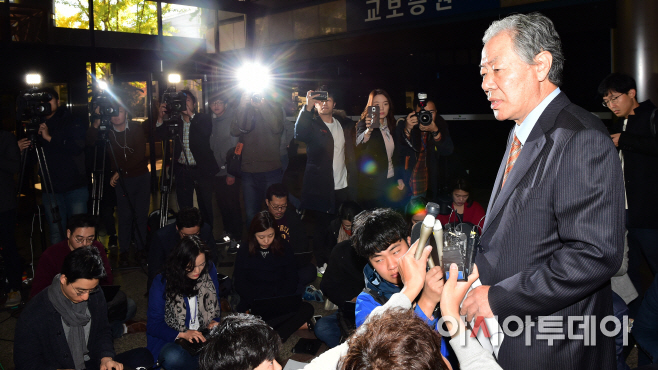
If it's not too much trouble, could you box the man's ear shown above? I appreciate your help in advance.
[407,236,411,246]
[66,229,72,240]
[534,51,553,82]
[628,89,637,100]
[60,274,68,286]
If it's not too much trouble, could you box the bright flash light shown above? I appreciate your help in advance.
[25,74,41,86]
[168,74,181,84]
[236,63,271,93]
[98,80,108,91]
[223,236,230,242]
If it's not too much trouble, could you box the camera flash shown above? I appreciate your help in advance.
[97,80,108,91]
[168,74,181,84]
[25,74,41,86]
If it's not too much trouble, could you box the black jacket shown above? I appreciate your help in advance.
[147,222,216,291]
[612,100,658,228]
[14,286,115,370]
[0,131,20,213]
[295,108,357,213]
[355,119,402,194]
[275,206,310,254]
[35,107,87,193]
[319,240,367,312]
[395,116,454,200]
[156,113,219,177]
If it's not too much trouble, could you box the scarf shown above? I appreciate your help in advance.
[337,224,351,244]
[48,274,91,370]
[165,271,220,332]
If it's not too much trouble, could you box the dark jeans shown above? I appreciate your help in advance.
[634,274,658,365]
[612,292,631,370]
[0,209,21,291]
[42,186,88,245]
[175,166,214,231]
[116,173,150,253]
[627,227,658,295]
[241,168,283,227]
[315,311,341,348]
[266,301,315,343]
[158,342,199,370]
[309,187,350,267]
[213,175,243,240]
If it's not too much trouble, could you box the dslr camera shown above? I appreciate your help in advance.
[17,89,53,135]
[90,90,120,130]
[414,92,433,126]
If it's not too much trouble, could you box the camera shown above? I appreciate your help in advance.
[415,92,433,126]
[16,89,54,136]
[251,93,262,104]
[90,90,120,130]
[313,91,328,101]
[162,90,187,114]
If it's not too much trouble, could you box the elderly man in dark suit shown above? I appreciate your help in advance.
[461,12,625,370]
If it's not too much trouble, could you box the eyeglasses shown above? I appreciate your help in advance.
[73,236,96,244]
[73,285,101,296]
[602,94,623,107]
[211,101,225,106]
[270,204,287,211]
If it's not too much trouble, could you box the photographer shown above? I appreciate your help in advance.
[27,87,88,245]
[231,92,284,226]
[156,90,218,230]
[87,98,149,266]
[396,96,453,203]
[209,93,243,240]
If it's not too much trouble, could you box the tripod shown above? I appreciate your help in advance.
[17,119,64,242]
[158,116,182,229]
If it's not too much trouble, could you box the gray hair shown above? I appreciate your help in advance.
[482,12,564,87]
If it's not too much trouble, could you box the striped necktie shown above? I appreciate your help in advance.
[501,135,522,188]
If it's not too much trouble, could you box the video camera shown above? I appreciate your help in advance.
[16,89,53,135]
[90,90,120,131]
[415,92,433,126]
[162,89,187,114]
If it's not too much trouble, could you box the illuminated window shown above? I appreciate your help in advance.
[93,0,159,35]
[55,0,89,30]
[162,3,207,38]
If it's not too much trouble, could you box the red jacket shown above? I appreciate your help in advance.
[437,201,486,230]
[30,240,113,298]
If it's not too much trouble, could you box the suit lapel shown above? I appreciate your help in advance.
[482,129,514,232]
[483,92,571,235]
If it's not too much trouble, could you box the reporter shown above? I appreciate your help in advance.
[147,236,221,369]
[436,178,485,229]
[355,89,404,209]
[87,101,149,265]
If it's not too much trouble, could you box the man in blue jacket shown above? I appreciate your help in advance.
[351,208,447,357]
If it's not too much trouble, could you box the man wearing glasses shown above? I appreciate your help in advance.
[15,246,153,370]
[30,214,144,339]
[598,73,658,296]
[209,92,243,243]
[264,184,315,288]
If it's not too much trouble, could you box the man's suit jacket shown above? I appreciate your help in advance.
[477,92,625,370]
[14,286,115,370]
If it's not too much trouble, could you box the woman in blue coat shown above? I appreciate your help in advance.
[147,235,221,370]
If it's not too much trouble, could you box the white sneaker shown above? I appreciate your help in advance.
[5,290,21,307]
[316,263,327,277]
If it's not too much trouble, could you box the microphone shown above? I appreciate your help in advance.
[432,219,443,267]
[413,202,441,266]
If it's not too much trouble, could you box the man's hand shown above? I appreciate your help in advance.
[100,357,122,370]
[397,179,405,191]
[17,138,30,152]
[305,90,320,112]
[460,284,493,322]
[441,264,479,338]
[226,176,235,186]
[110,172,119,187]
[398,240,430,302]
[405,112,418,131]
[38,123,51,142]
[157,102,166,123]
[179,329,207,343]
[611,133,621,147]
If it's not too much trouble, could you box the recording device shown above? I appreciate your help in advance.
[415,92,433,126]
[251,93,262,104]
[413,202,442,269]
[368,105,380,129]
[162,88,187,114]
[441,226,479,281]
[17,89,53,135]
[90,90,120,130]
[175,328,210,356]
[313,91,328,101]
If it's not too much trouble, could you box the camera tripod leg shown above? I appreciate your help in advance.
[35,146,65,241]
[91,140,107,217]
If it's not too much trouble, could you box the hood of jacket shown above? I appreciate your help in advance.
[363,263,401,302]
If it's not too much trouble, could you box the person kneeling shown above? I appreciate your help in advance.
[200,314,282,370]
[14,247,152,370]
[147,236,222,370]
